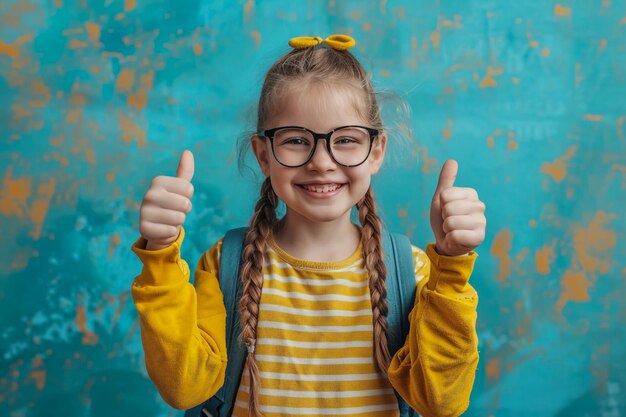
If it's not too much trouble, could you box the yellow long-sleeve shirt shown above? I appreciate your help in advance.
[131,227,479,417]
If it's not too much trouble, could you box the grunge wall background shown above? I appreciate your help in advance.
[1,1,625,416]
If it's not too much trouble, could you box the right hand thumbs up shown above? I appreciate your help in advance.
[139,150,195,250]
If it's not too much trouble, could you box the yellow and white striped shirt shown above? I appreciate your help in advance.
[130,227,479,417]
[228,236,428,417]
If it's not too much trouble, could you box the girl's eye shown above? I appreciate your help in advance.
[334,137,360,145]
[281,137,310,146]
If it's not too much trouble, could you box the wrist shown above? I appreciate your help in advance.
[435,244,469,257]
[145,241,170,251]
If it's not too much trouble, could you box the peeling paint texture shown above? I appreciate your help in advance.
[1,1,625,416]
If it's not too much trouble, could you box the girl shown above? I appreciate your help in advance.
[132,35,486,417]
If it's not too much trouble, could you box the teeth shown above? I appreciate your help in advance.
[302,184,341,193]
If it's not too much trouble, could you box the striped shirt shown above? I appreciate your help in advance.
[215,236,428,417]
[131,226,479,416]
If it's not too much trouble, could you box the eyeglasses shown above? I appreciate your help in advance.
[257,125,379,168]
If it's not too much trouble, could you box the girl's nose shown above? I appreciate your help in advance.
[307,139,337,171]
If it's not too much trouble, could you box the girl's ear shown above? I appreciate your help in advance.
[369,132,387,175]
[251,135,271,176]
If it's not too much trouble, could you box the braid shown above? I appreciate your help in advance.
[238,177,277,417]
[357,187,391,375]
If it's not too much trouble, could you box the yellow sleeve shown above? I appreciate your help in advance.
[130,227,227,410]
[387,243,479,417]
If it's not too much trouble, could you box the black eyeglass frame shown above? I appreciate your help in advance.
[257,125,379,168]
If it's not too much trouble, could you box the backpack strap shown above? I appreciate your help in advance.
[382,230,417,356]
[185,227,249,417]
[382,230,420,417]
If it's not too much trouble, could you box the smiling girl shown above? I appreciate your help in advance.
[131,35,486,417]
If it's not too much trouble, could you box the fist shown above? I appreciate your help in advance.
[429,159,486,257]
[139,150,195,250]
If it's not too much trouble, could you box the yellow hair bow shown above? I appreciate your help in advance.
[288,34,356,51]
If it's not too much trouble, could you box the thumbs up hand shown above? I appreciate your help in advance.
[139,150,195,250]
[429,160,486,257]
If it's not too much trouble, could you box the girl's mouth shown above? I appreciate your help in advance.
[296,183,345,198]
[298,183,343,193]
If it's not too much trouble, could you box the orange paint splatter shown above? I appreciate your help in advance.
[491,229,512,281]
[479,67,503,88]
[251,31,261,46]
[0,166,31,218]
[599,39,608,53]
[140,71,154,89]
[536,242,556,275]
[557,269,590,312]
[108,234,120,259]
[119,114,147,148]
[125,0,136,12]
[12,104,32,119]
[557,211,616,312]
[430,31,440,49]
[486,357,501,381]
[584,114,604,122]
[128,90,147,110]
[480,77,497,88]
[31,79,51,107]
[29,370,47,390]
[573,211,616,274]
[244,0,254,15]
[412,146,437,174]
[75,304,99,345]
[11,248,38,271]
[0,166,56,240]
[554,4,572,17]
[85,22,101,41]
[0,34,32,59]
[539,145,578,183]
[116,69,135,92]
[85,146,96,165]
[68,40,88,49]
[32,355,43,368]
[30,178,55,240]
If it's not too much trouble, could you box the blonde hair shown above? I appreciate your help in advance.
[239,46,390,417]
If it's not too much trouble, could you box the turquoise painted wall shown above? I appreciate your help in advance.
[1,1,625,416]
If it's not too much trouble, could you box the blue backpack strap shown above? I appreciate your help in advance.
[382,230,419,417]
[185,227,249,417]
[382,230,416,356]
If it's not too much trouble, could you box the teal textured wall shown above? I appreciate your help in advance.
[1,1,625,416]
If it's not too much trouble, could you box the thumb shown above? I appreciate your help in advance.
[176,150,194,182]
[434,159,458,195]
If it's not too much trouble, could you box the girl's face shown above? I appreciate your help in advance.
[252,84,387,227]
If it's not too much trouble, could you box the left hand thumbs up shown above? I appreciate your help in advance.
[429,159,487,256]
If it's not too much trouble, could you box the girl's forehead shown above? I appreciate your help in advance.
[267,82,369,130]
